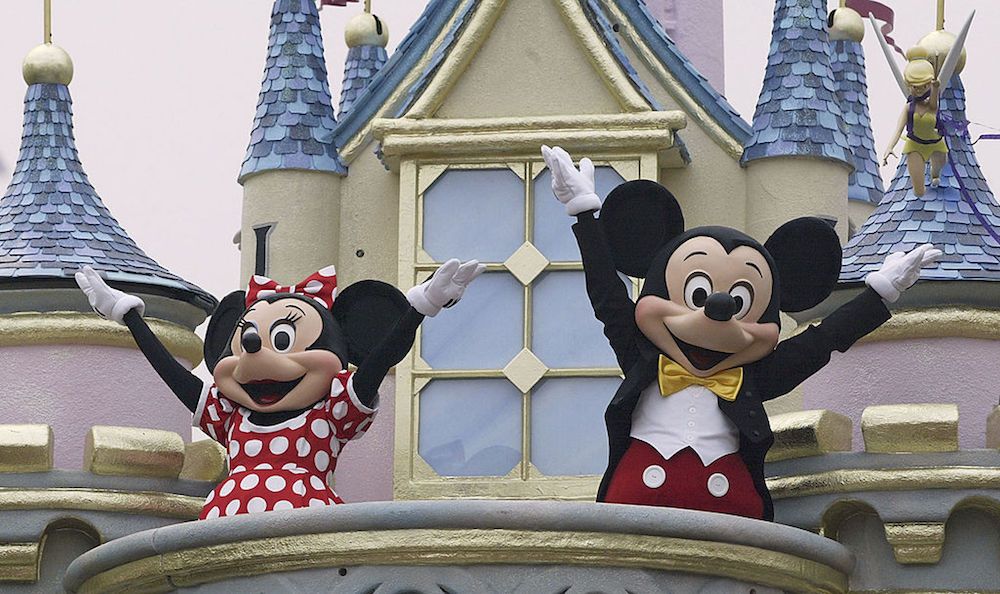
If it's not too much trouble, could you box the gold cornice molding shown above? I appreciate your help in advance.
[768,467,1000,500]
[0,543,41,583]
[883,522,946,564]
[77,528,847,594]
[795,308,1000,344]
[0,312,203,366]
[0,488,202,520]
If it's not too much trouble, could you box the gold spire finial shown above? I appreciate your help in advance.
[44,0,52,43]
[937,0,945,30]
[345,4,389,49]
[23,0,73,85]
[365,0,372,13]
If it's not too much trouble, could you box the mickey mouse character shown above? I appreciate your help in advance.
[75,260,483,519]
[541,146,940,520]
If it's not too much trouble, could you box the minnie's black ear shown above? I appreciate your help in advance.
[204,291,246,373]
[599,180,684,278]
[333,280,410,366]
[764,218,842,313]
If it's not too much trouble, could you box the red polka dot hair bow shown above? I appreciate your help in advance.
[245,265,338,309]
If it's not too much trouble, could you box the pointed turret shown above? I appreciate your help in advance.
[741,0,853,241]
[339,11,389,117]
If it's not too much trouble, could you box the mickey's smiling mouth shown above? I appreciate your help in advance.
[669,332,733,371]
[240,376,305,406]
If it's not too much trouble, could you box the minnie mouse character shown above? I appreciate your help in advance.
[75,260,483,519]
[541,146,941,520]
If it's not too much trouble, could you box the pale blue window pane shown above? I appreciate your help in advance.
[419,379,522,477]
[530,377,617,476]
[423,169,525,263]
[421,272,523,369]
[532,166,626,261]
[532,271,630,368]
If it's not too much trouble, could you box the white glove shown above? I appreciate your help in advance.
[74,265,145,324]
[407,259,486,317]
[540,145,602,216]
[865,243,943,303]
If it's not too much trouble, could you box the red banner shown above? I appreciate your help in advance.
[846,0,905,56]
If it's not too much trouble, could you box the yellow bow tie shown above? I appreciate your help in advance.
[658,355,743,402]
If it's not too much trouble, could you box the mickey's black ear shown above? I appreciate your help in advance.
[599,180,684,278]
[333,280,410,366]
[204,291,246,373]
[764,218,841,313]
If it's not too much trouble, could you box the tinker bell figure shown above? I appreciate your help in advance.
[873,10,974,197]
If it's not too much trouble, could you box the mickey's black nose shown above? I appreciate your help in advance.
[704,292,737,322]
[242,329,262,354]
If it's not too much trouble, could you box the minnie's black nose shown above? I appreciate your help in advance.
[242,329,262,353]
[704,292,737,322]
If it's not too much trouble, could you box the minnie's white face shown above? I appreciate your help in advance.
[212,298,343,412]
[635,236,780,377]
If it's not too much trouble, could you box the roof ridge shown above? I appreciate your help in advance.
[829,38,883,204]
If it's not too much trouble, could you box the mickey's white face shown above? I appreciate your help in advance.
[212,297,343,412]
[635,236,780,377]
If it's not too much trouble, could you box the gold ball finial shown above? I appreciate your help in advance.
[828,7,864,43]
[917,29,967,77]
[22,43,73,85]
[345,12,389,48]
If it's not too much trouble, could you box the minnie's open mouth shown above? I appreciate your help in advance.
[240,376,305,406]
[669,333,733,371]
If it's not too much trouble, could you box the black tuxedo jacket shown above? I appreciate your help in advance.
[572,213,891,520]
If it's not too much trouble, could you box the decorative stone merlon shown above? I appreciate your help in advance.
[0,424,53,472]
[883,522,946,564]
[84,426,185,479]
[861,404,959,453]
[766,410,852,462]
[179,440,228,483]
[988,406,1000,449]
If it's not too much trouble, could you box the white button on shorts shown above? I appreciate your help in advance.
[642,465,666,489]
[707,472,730,497]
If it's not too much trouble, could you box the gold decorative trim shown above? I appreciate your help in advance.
[0,488,202,520]
[767,467,1000,500]
[988,406,1000,449]
[861,404,958,453]
[77,529,847,594]
[0,424,53,473]
[799,308,1000,344]
[0,312,203,366]
[0,543,41,583]
[883,522,946,564]
[179,439,228,483]
[766,410,852,462]
[85,426,186,479]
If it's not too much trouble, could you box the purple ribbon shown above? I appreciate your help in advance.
[937,116,1000,244]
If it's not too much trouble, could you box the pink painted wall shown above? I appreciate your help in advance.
[1,344,195,469]
[645,0,726,93]
[329,377,395,502]
[799,337,1000,450]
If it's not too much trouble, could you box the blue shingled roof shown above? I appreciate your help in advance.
[829,39,883,204]
[339,44,389,117]
[585,0,660,110]
[0,83,216,311]
[741,0,852,167]
[841,76,1000,282]
[240,0,345,182]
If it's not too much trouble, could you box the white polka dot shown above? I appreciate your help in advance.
[219,399,234,413]
[206,506,221,519]
[282,462,298,470]
[304,279,324,294]
[244,439,263,457]
[232,465,247,474]
[266,476,287,492]
[219,480,236,497]
[254,463,273,470]
[208,404,220,422]
[331,381,345,397]
[332,401,348,420]
[239,473,260,491]
[296,437,311,457]
[269,436,289,455]
[252,275,271,285]
[313,296,329,308]
[292,480,306,496]
[225,500,241,516]
[315,451,330,472]
[310,476,326,491]
[318,265,337,277]
[329,438,341,458]
[204,490,215,504]
[311,419,330,439]
[257,289,276,298]
[247,497,268,514]
[228,440,240,458]
[344,422,353,430]
[273,500,293,511]
[309,498,328,508]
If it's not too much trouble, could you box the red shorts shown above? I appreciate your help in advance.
[604,439,763,519]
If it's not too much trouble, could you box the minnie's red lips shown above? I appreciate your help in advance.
[240,376,304,406]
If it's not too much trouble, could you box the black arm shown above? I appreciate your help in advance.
[351,307,425,408]
[123,309,204,413]
[572,211,641,372]
[753,287,891,400]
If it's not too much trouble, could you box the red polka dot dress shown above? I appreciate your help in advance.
[195,371,374,519]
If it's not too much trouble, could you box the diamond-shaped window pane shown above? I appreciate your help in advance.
[421,272,523,369]
[532,166,625,262]
[532,270,629,368]
[424,169,525,263]
[530,377,616,476]
[419,379,521,477]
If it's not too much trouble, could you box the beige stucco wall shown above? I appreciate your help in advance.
[745,158,851,243]
[240,170,342,284]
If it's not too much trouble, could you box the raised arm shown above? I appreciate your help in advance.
[76,266,203,412]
